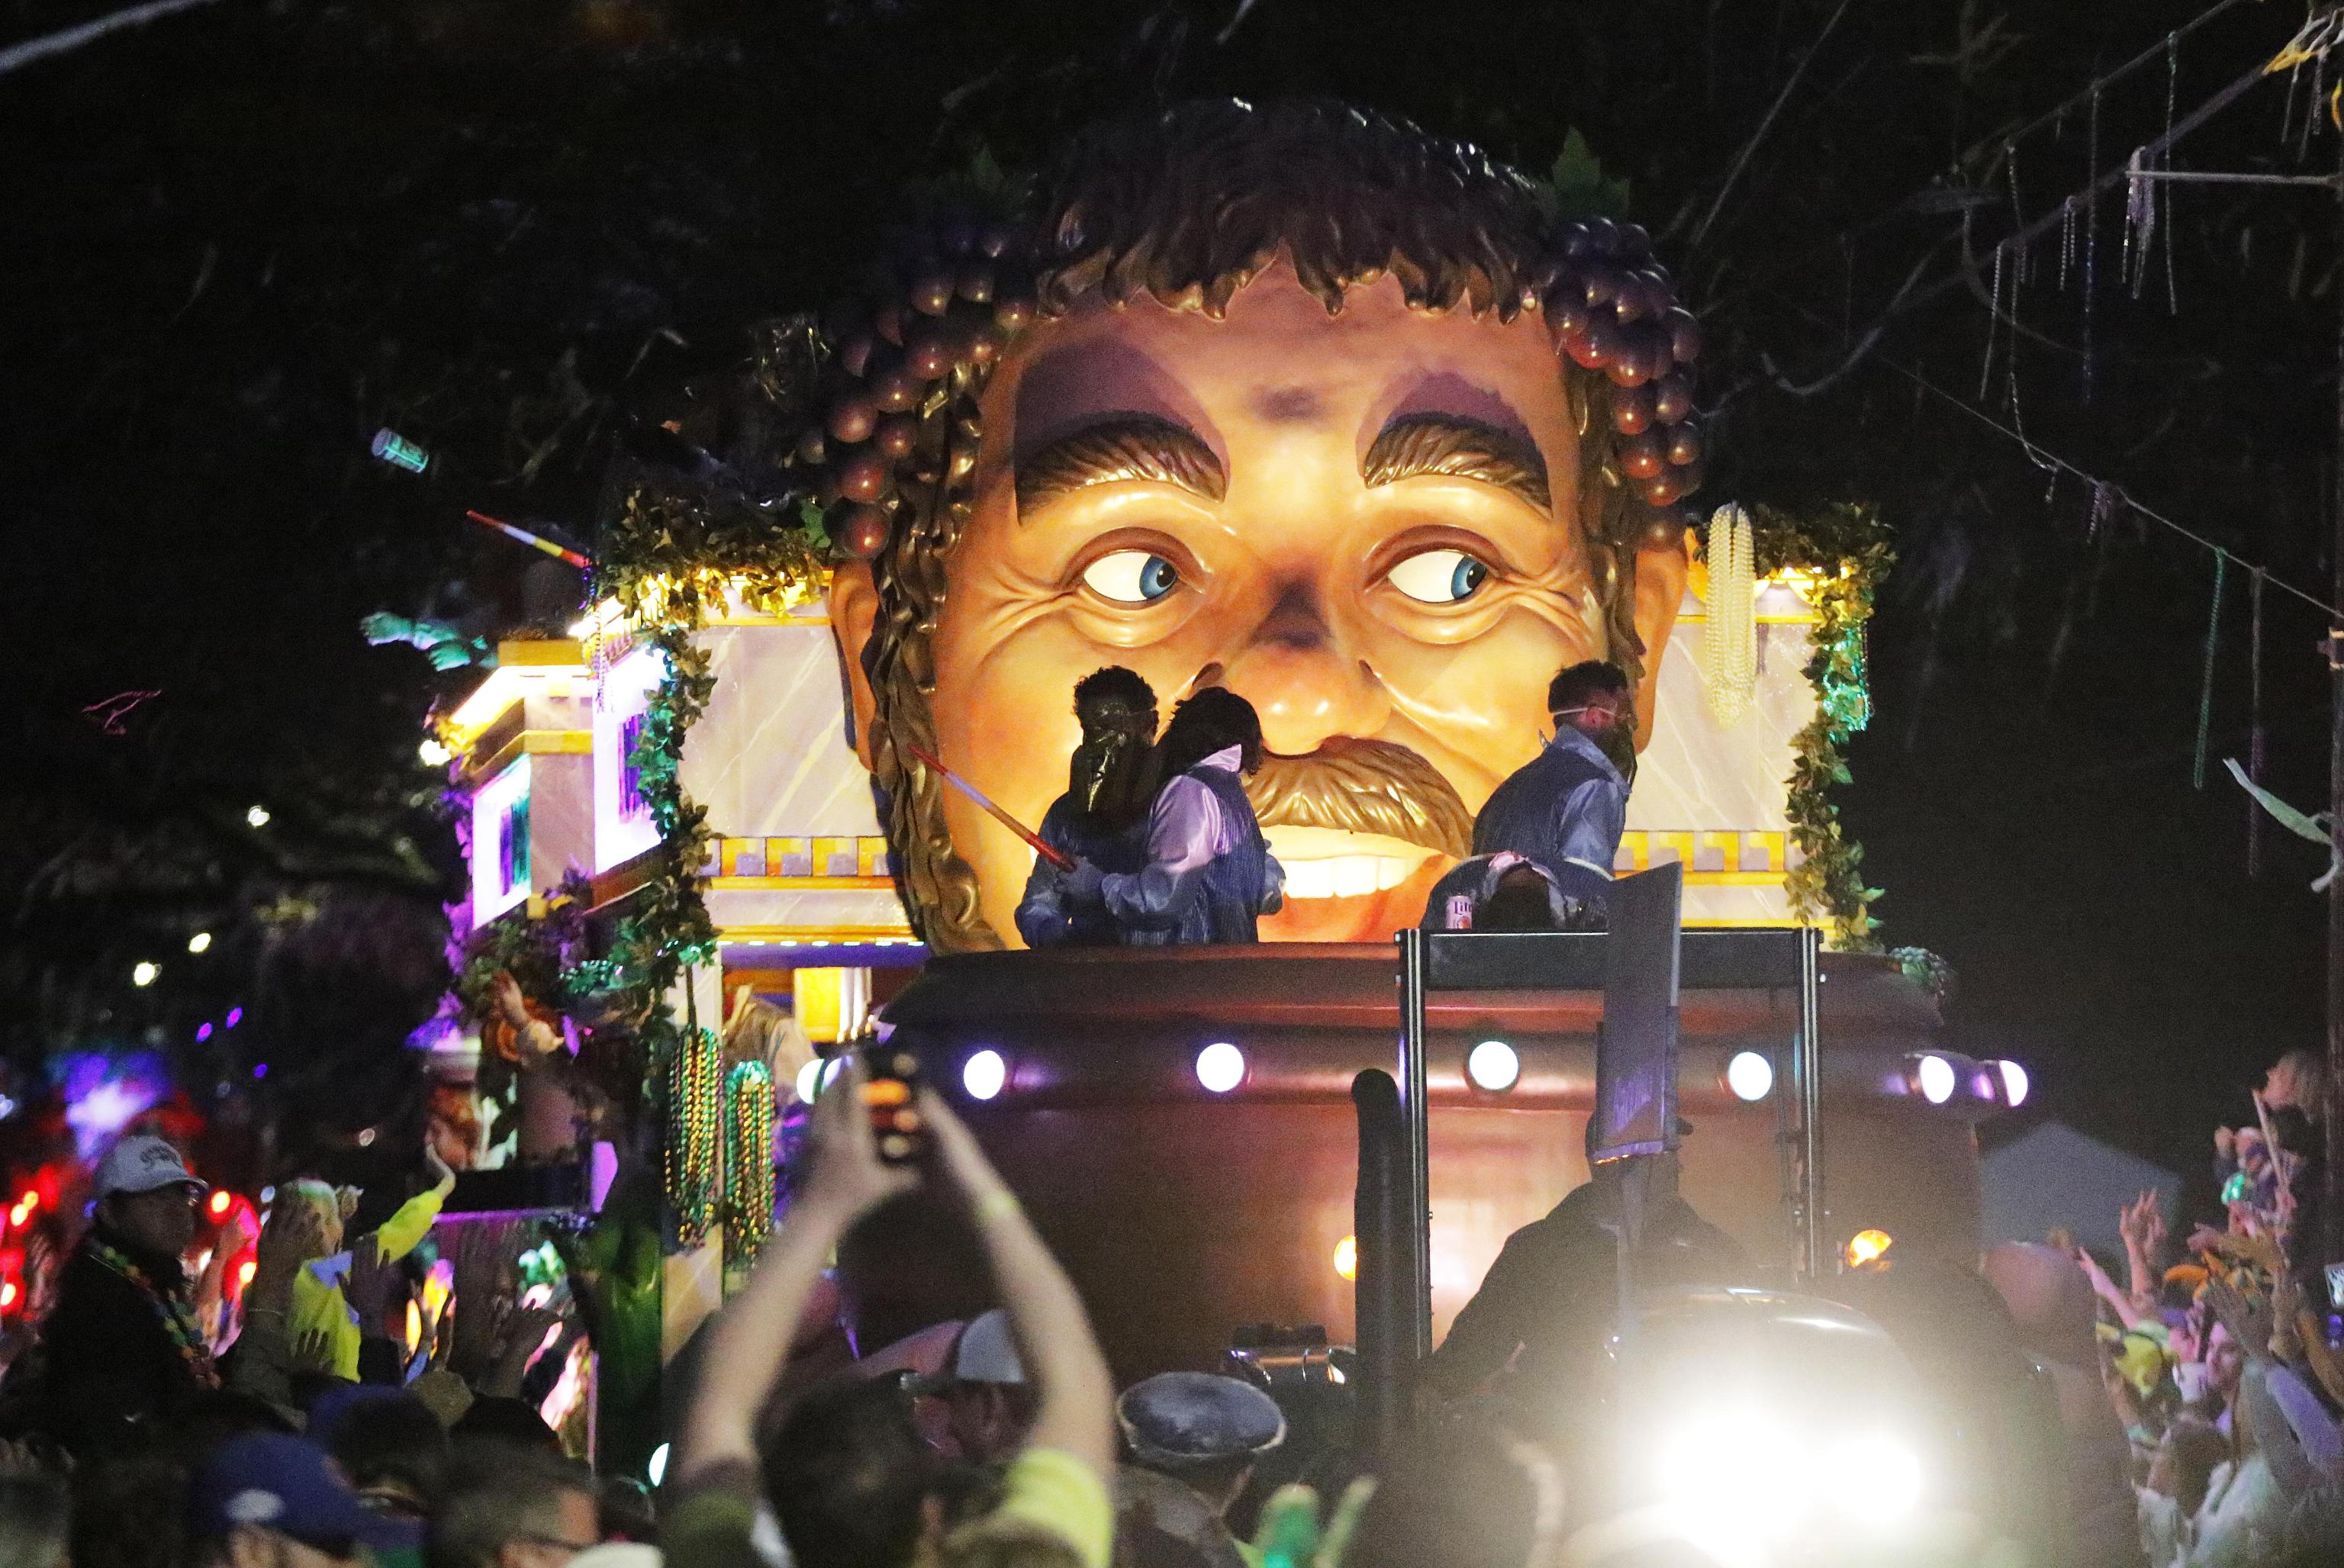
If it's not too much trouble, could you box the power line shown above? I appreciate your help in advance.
[1876,355,2344,623]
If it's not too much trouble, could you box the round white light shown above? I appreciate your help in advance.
[1656,1409,1808,1536]
[1467,1039,1520,1092]
[1726,1050,1775,1103]
[1995,1059,2030,1107]
[647,1441,671,1488]
[419,737,453,767]
[186,932,212,955]
[1915,1054,1956,1106]
[794,1058,824,1104]
[961,1049,1007,1101]
[245,805,271,828]
[131,961,159,987]
[1195,1042,1246,1094]
[1822,1433,1923,1526]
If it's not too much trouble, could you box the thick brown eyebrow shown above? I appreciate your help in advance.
[1362,412,1551,514]
[1016,415,1228,517]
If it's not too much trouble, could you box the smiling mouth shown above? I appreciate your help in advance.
[1266,826,1439,900]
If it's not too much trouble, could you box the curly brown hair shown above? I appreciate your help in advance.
[807,100,1705,951]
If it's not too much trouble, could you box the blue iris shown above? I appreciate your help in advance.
[1138,555,1179,600]
[1449,554,1488,600]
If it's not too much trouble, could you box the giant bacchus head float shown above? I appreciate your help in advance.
[808,100,1704,950]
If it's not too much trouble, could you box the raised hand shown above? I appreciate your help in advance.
[797,1056,919,1223]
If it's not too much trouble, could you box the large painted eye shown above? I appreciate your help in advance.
[1386,549,1490,604]
[1081,551,1181,604]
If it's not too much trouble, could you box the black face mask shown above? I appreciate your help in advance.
[1071,701,1160,829]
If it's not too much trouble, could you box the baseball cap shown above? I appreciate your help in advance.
[1116,1373,1286,1470]
[93,1135,206,1200]
[191,1433,417,1554]
[908,1309,1026,1393]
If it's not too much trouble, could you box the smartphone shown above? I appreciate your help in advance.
[861,1045,926,1165]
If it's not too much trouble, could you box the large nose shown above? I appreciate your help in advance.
[1217,582,1393,755]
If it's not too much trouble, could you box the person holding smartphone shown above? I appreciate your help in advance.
[668,1059,1116,1568]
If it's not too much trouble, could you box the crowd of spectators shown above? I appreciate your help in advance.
[2052,1048,2344,1566]
[8,1042,2344,1568]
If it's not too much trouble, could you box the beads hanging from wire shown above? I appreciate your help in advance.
[723,1061,776,1263]
[1702,504,1758,727]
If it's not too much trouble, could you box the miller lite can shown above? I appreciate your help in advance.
[1445,894,1474,931]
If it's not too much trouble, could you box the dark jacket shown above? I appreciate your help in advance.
[1016,795,1156,948]
[1471,729,1626,891]
[38,1225,208,1455]
[1425,1178,1744,1407]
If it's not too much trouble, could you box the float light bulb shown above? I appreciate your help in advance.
[1915,1054,1956,1105]
[1996,1060,2030,1107]
[1467,1039,1520,1092]
[1726,1050,1775,1102]
[187,932,212,955]
[419,738,453,768]
[1195,1042,1245,1094]
[648,1443,671,1488]
[1333,1235,1358,1281]
[246,806,271,828]
[961,1049,1007,1102]
[794,1059,824,1104]
[131,961,158,987]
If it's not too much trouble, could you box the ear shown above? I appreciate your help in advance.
[1628,530,1689,753]
[828,560,882,769]
[224,1526,276,1568]
[336,1188,359,1223]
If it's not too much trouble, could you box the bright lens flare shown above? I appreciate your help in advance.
[1823,1434,1924,1525]
[1995,1059,2030,1107]
[1195,1042,1245,1094]
[1657,1409,1808,1536]
[1333,1235,1358,1281]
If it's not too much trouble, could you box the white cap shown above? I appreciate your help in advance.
[93,1135,205,1199]
[950,1309,1026,1386]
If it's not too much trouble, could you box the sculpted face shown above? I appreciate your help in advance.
[833,260,1687,945]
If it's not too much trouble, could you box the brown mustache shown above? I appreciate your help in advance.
[1243,737,1473,858]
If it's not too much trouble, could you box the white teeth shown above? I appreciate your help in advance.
[1281,855,1418,900]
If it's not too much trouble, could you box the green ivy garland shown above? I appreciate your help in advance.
[1718,502,1895,951]
[578,479,828,1171]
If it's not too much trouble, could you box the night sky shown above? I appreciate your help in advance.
[2,0,2333,1209]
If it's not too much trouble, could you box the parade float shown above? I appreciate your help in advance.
[426,101,2019,1400]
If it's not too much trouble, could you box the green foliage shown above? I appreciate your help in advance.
[1537,128,1632,220]
[1741,502,1895,951]
[1889,945,1956,1004]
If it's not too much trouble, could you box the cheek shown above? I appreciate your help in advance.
[1373,606,1600,790]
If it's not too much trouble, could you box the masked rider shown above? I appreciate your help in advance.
[1016,668,1165,948]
